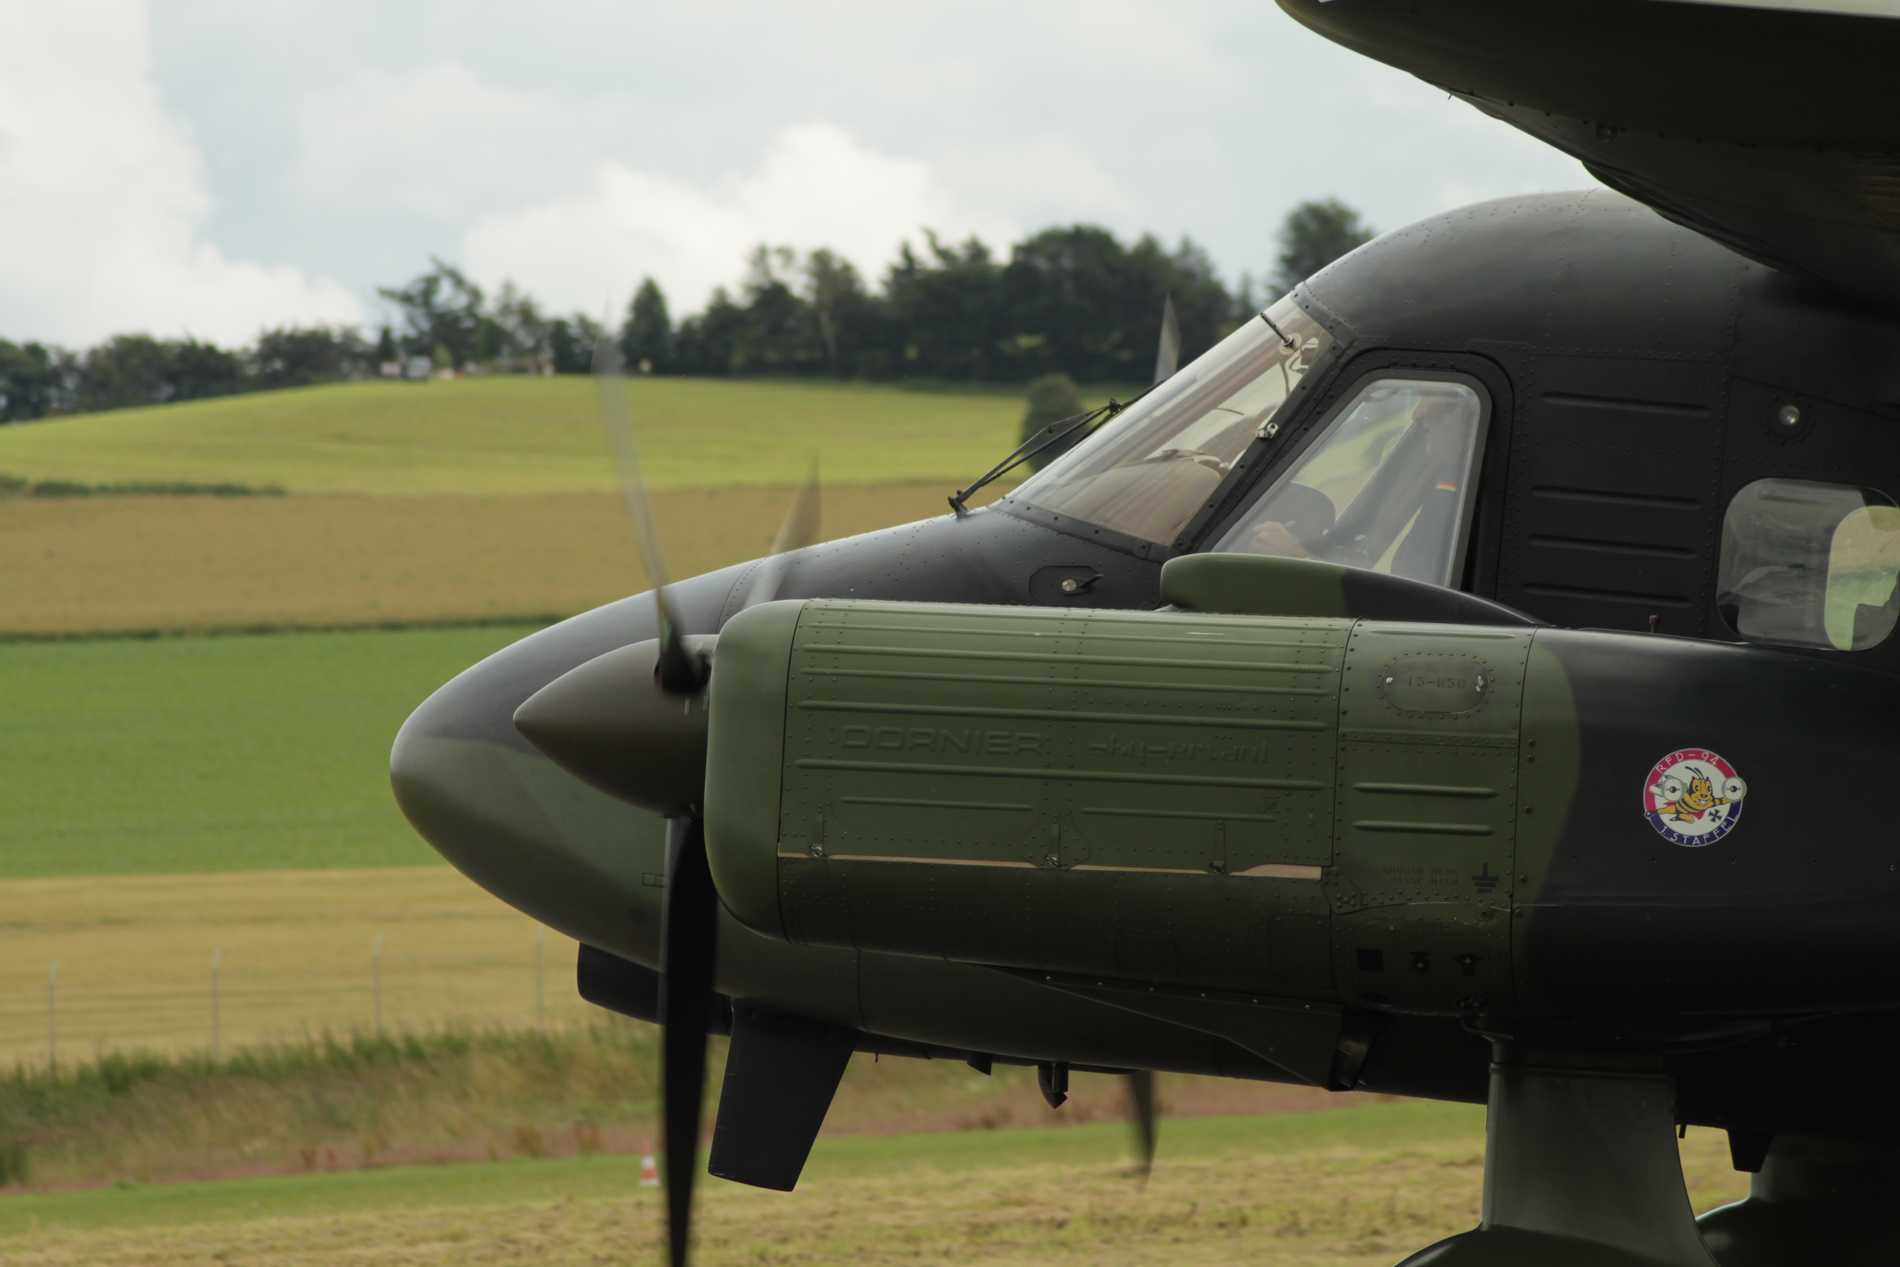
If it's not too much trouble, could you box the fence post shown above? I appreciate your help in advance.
[372,932,384,1037]
[535,926,546,1029]
[211,947,223,1060]
[47,961,58,1073]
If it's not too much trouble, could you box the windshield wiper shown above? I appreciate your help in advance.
[947,396,1130,517]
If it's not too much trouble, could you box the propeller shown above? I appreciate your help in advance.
[586,328,821,1266]
[1127,1069,1159,1180]
[1120,298,1175,1185]
[594,337,708,695]
[1153,293,1181,385]
[740,462,820,611]
[659,816,717,1267]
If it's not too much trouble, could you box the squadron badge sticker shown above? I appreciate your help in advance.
[1643,748,1747,847]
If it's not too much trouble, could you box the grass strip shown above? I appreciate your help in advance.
[0,1101,1483,1236]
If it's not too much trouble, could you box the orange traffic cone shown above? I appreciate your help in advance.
[639,1152,660,1188]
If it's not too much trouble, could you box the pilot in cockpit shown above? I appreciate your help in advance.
[1222,385,1481,588]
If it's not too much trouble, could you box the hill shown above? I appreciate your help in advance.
[0,377,1046,495]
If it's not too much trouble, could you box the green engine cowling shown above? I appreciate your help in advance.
[705,598,1537,1015]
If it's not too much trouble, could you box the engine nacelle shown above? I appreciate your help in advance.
[706,598,1530,1012]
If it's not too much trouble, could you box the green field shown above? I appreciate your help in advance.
[0,1103,1751,1266]
[2,1102,1481,1237]
[1,625,535,878]
[0,377,1043,495]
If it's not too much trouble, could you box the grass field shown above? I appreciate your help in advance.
[0,483,974,637]
[0,377,1050,495]
[0,1104,1751,1266]
[0,625,538,877]
[1,1015,1351,1190]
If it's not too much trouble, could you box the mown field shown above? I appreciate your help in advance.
[0,377,1039,495]
[0,483,967,637]
[0,1104,1751,1266]
[0,869,577,1066]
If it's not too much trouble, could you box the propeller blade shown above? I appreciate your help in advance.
[659,815,718,1267]
[593,335,707,694]
[739,462,822,610]
[1127,1069,1159,1180]
[1153,294,1181,385]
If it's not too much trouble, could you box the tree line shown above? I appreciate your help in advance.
[0,199,1372,423]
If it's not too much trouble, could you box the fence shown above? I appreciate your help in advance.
[2,863,604,1069]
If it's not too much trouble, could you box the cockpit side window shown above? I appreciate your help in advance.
[1215,375,1487,588]
[1717,478,1900,651]
[1008,296,1332,547]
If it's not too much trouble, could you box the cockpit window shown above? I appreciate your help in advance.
[1718,478,1900,651]
[1008,296,1332,546]
[1216,376,1487,588]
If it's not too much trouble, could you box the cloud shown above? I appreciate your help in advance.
[290,63,620,223]
[0,3,362,347]
[461,122,1023,315]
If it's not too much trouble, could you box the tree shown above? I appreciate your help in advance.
[1275,198,1374,292]
[803,249,850,373]
[1018,373,1085,473]
[374,325,399,364]
[673,287,745,375]
[620,278,673,372]
[75,335,177,410]
[887,233,1005,380]
[546,312,607,375]
[492,283,548,367]
[0,340,69,421]
[1002,226,1145,381]
[730,245,819,375]
[253,325,370,389]
[1126,234,1236,370]
[376,258,487,370]
[1233,272,1260,320]
[166,338,246,401]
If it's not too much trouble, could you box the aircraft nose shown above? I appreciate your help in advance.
[388,601,676,964]
[512,637,715,818]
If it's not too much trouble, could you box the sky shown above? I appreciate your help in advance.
[0,1,1587,348]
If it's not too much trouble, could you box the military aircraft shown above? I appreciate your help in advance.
[389,1,1900,1263]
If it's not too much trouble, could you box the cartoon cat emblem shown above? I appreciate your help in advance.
[1643,749,1748,847]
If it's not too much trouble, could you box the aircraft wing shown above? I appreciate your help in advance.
[1279,0,1900,306]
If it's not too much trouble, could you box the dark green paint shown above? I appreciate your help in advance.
[705,598,1545,1023]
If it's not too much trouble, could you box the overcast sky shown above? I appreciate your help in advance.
[0,1,1587,347]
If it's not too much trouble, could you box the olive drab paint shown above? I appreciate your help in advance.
[708,592,1900,1033]
[708,599,1537,1018]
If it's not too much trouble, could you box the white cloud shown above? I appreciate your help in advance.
[289,63,614,223]
[461,122,1023,316]
[937,137,1136,237]
[0,2,362,347]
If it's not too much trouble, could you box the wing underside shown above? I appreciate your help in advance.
[1280,0,1900,307]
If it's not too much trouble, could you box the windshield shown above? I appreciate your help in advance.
[1008,296,1333,546]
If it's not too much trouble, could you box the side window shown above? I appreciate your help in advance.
[1216,377,1487,587]
[1717,478,1900,651]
